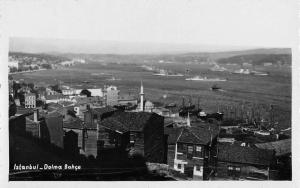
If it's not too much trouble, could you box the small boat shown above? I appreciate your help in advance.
[211,84,221,91]
[250,71,269,76]
[233,68,251,74]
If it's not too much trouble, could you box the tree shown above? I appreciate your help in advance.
[80,89,91,97]
[50,84,62,93]
[41,63,51,69]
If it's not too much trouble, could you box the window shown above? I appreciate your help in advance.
[187,145,193,159]
[188,146,193,153]
[196,146,202,152]
[130,132,136,145]
[177,143,185,153]
[177,164,182,169]
[228,166,241,177]
[196,165,201,171]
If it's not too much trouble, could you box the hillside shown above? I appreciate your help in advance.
[216,53,291,66]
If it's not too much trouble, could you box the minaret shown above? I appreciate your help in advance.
[187,112,191,127]
[140,81,144,111]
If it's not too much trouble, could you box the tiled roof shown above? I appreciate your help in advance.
[47,103,74,115]
[45,111,63,118]
[93,106,117,115]
[218,143,274,166]
[100,118,128,133]
[63,117,83,129]
[75,96,103,105]
[58,101,74,107]
[47,103,63,110]
[177,122,219,145]
[99,112,160,132]
[25,93,35,97]
[16,107,34,116]
[164,127,183,144]
[45,94,65,100]
[255,139,291,157]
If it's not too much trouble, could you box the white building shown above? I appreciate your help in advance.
[8,60,19,69]
[103,85,119,106]
[88,88,103,97]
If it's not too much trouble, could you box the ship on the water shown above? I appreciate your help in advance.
[153,69,184,77]
[210,64,227,72]
[185,76,227,81]
[233,68,251,75]
[211,84,222,91]
[250,70,269,76]
[106,76,121,81]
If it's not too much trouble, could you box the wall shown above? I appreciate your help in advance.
[216,161,269,180]
[45,116,64,148]
[143,115,165,163]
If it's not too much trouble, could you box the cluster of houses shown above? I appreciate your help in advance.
[9,79,291,180]
[8,53,86,73]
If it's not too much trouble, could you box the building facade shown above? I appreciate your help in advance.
[173,123,219,180]
[98,112,167,163]
[103,85,119,106]
[25,93,36,108]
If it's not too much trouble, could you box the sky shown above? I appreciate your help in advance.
[3,0,298,53]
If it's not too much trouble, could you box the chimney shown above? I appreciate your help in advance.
[34,109,39,122]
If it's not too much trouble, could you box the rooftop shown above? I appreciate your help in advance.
[92,106,117,115]
[45,94,65,100]
[218,143,275,166]
[99,112,161,132]
[255,139,291,157]
[63,117,84,129]
[177,122,219,145]
[16,107,34,116]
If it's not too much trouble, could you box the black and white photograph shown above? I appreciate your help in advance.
[1,0,298,184]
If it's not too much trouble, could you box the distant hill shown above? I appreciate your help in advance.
[216,53,291,66]
[183,48,292,60]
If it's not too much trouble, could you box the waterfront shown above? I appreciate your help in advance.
[11,61,291,131]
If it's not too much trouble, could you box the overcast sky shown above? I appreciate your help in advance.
[4,0,298,53]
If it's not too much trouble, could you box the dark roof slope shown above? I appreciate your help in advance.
[255,139,291,157]
[16,107,34,116]
[99,112,161,132]
[177,122,219,145]
[93,106,117,115]
[63,117,83,129]
[218,143,274,166]
[100,118,128,133]
[164,127,183,144]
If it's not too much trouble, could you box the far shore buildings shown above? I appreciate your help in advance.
[8,60,19,69]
